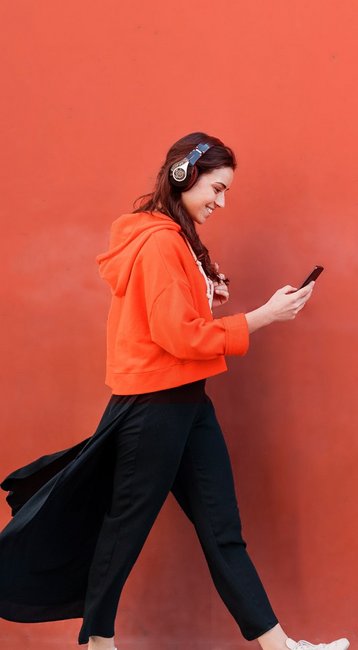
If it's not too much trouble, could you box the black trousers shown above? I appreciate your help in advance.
[78,379,278,644]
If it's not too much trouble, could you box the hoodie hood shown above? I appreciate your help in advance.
[96,211,181,296]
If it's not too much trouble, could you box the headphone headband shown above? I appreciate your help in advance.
[169,142,212,188]
[186,143,211,165]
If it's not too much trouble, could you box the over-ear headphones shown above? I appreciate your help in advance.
[169,142,212,190]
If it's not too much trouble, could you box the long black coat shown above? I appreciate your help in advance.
[0,395,135,623]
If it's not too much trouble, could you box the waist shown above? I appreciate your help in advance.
[106,356,227,395]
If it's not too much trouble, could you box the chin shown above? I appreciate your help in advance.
[190,213,204,225]
[198,211,208,224]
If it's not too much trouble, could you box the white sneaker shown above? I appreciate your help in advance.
[286,637,350,650]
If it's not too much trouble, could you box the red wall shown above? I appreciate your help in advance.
[1,1,357,648]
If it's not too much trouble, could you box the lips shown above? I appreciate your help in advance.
[206,206,214,215]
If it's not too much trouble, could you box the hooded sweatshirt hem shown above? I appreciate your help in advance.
[106,356,228,395]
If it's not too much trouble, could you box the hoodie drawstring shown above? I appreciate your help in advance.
[183,237,215,312]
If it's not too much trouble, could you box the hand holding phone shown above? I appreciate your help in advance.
[251,265,324,329]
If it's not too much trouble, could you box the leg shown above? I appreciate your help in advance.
[79,380,206,646]
[170,392,279,641]
[171,394,350,650]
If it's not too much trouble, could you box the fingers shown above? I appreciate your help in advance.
[290,284,315,317]
[294,281,315,297]
[282,281,315,295]
[214,279,229,304]
[214,285,229,296]
[214,262,226,281]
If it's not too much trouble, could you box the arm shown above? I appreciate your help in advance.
[149,279,249,360]
[210,263,315,333]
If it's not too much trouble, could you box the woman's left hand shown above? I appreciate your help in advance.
[212,263,229,308]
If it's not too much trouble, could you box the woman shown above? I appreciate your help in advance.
[0,132,349,650]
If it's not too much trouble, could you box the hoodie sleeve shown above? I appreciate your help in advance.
[149,278,249,360]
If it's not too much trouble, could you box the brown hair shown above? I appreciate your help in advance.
[132,132,236,284]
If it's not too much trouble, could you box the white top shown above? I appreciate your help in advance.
[183,237,215,312]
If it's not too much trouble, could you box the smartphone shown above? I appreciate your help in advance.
[293,265,324,292]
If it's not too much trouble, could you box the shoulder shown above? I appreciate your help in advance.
[138,229,193,288]
[141,228,189,259]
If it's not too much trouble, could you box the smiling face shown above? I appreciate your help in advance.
[180,166,234,225]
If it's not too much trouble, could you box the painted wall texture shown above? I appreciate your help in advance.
[0,1,357,648]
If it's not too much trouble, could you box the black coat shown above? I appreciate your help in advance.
[0,395,135,623]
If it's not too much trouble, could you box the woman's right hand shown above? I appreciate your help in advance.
[245,280,316,333]
[263,281,315,323]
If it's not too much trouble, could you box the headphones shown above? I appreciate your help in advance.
[169,142,212,190]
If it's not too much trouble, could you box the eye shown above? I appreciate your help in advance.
[213,187,221,194]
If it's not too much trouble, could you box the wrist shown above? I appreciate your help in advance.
[260,303,275,326]
[245,304,274,333]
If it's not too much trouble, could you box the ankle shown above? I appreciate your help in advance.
[88,635,115,650]
[257,623,288,650]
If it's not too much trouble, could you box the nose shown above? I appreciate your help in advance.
[215,191,225,208]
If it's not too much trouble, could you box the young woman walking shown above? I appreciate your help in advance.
[0,132,349,650]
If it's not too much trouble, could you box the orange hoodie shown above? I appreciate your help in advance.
[96,211,249,395]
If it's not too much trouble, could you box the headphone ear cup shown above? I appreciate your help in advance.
[184,165,198,191]
[169,162,189,188]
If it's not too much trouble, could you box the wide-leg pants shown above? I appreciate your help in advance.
[78,379,278,644]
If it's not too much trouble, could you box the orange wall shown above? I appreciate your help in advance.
[0,1,357,648]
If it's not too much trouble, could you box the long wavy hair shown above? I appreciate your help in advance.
[133,132,236,284]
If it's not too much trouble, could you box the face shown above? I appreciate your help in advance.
[180,166,234,225]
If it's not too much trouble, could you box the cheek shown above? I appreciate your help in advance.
[183,190,204,214]
[195,189,210,208]
[181,183,213,217]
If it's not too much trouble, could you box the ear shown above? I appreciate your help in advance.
[185,166,199,191]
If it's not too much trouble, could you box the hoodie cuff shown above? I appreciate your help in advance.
[220,313,250,356]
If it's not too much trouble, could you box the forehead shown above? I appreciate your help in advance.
[202,166,234,187]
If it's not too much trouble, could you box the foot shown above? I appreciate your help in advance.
[286,637,350,650]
